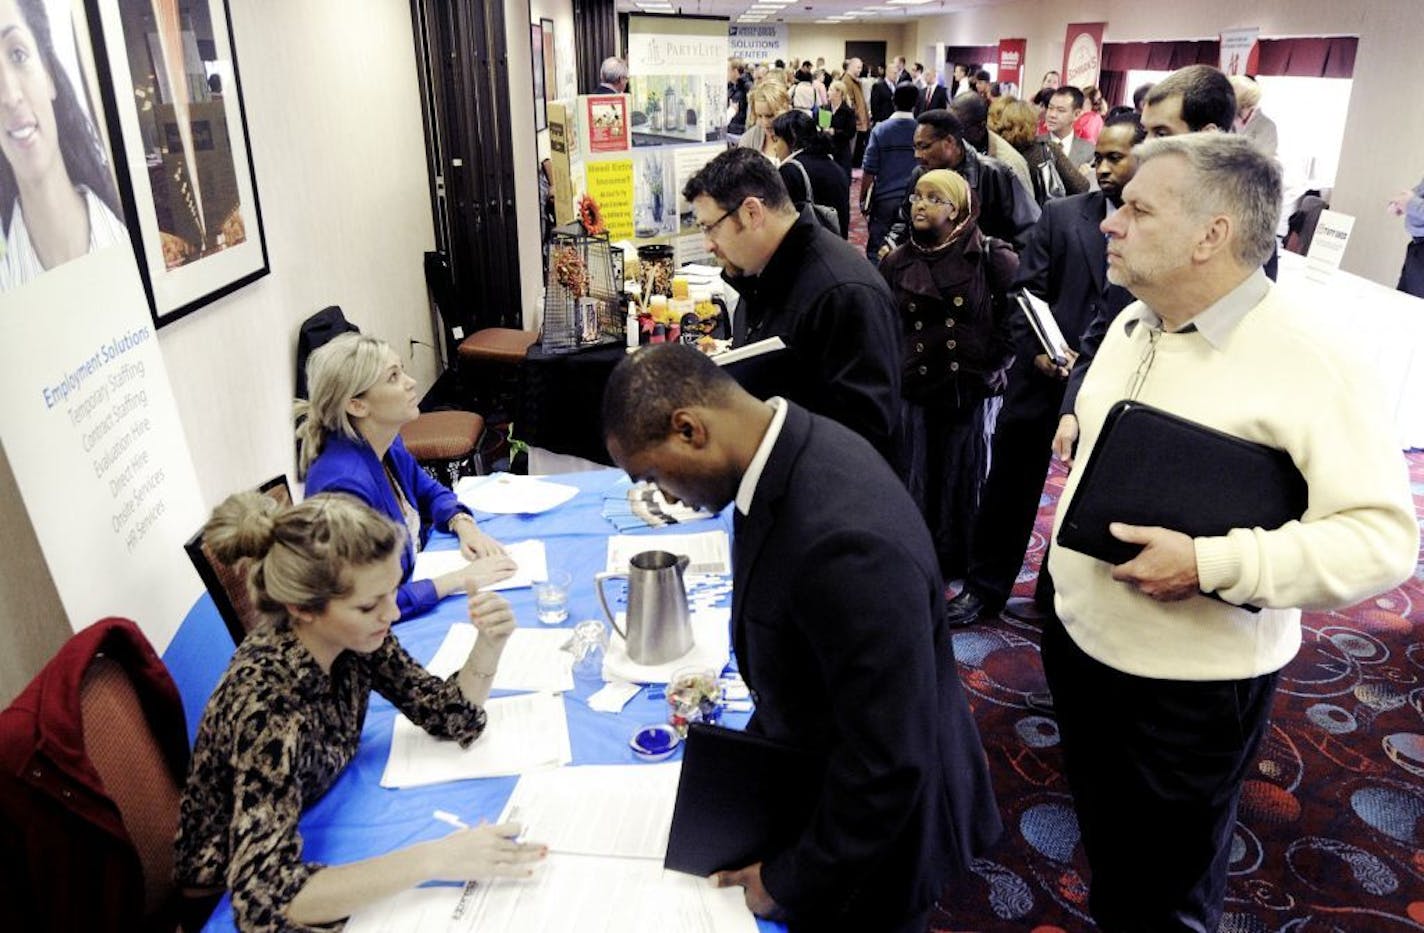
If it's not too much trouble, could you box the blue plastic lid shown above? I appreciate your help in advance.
[630,723,680,760]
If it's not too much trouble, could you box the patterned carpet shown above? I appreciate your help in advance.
[848,172,1424,928]
[927,452,1424,931]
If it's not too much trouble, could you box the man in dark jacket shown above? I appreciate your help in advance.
[682,148,903,468]
[882,108,1040,256]
[946,112,1143,626]
[602,345,1001,933]
[869,68,895,124]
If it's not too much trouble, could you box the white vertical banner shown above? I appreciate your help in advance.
[1218,27,1260,77]
[0,0,206,650]
[1304,209,1355,284]
[727,23,787,65]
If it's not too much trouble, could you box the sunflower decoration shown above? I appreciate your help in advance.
[578,193,606,235]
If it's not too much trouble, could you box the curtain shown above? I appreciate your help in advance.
[572,0,617,94]
[1102,37,1358,80]
[1098,70,1127,109]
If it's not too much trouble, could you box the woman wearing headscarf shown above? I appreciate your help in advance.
[878,169,1018,579]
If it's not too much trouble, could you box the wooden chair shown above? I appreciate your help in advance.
[399,409,486,486]
[184,475,291,645]
[425,250,537,424]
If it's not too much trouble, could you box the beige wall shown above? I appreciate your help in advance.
[0,0,441,703]
[0,447,68,707]
[912,0,1424,287]
[785,23,918,72]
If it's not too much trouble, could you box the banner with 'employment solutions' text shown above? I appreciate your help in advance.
[0,0,205,652]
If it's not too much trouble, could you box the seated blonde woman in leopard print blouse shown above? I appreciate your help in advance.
[174,492,545,932]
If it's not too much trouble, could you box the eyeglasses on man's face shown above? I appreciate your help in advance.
[697,204,740,237]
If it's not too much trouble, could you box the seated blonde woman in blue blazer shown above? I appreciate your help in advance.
[297,333,513,619]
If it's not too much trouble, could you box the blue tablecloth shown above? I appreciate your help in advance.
[162,469,782,932]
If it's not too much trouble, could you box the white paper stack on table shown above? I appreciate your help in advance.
[455,472,579,514]
[604,530,730,575]
[346,763,757,933]
[424,623,574,694]
[381,692,571,787]
[412,538,549,590]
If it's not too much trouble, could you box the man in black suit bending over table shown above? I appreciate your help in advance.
[947,111,1143,625]
[603,345,1001,933]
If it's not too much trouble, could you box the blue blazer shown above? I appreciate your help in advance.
[304,433,470,619]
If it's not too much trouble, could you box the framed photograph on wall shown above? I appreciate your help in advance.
[0,0,126,294]
[92,0,269,327]
[531,21,547,131]
[541,18,556,104]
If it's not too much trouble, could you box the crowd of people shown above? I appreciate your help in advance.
[161,56,1418,933]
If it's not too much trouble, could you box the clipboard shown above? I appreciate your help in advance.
[663,722,823,877]
[1015,289,1070,366]
[1057,400,1308,569]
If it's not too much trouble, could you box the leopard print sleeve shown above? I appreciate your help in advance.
[366,635,487,747]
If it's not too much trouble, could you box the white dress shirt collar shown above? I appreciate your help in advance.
[735,397,788,516]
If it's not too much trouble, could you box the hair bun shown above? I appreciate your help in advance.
[204,491,281,564]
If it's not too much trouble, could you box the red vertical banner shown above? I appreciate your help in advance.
[1062,22,1105,90]
[998,39,1026,89]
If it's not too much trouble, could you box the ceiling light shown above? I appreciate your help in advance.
[885,0,936,6]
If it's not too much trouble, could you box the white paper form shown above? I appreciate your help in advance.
[467,854,758,933]
[605,530,730,575]
[455,473,579,514]
[345,858,757,933]
[425,624,574,695]
[500,763,682,859]
[412,539,549,591]
[381,692,571,788]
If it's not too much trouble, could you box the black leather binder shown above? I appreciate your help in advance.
[663,722,823,877]
[1057,400,1309,567]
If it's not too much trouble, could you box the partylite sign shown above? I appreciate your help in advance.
[629,31,728,76]
[728,23,789,64]
[1062,22,1105,90]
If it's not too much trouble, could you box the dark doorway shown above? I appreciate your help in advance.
[844,41,888,75]
[409,0,523,340]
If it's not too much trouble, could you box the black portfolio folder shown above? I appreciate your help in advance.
[663,722,823,877]
[1057,400,1309,567]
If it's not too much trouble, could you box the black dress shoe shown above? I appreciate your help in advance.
[944,590,988,627]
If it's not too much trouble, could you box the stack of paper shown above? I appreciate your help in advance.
[604,530,730,576]
[601,480,711,531]
[381,692,571,787]
[424,624,574,694]
[455,473,579,515]
[346,763,757,933]
[412,539,549,591]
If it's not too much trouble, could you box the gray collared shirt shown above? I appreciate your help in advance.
[1123,268,1271,349]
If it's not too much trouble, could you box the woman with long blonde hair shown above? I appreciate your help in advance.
[297,333,513,620]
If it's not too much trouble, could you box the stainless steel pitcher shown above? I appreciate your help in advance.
[595,550,694,665]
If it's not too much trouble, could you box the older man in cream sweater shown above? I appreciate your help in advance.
[1044,134,1417,932]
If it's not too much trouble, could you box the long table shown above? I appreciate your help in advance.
[161,469,782,932]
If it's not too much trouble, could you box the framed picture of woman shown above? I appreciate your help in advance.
[0,0,127,293]
[92,0,268,327]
